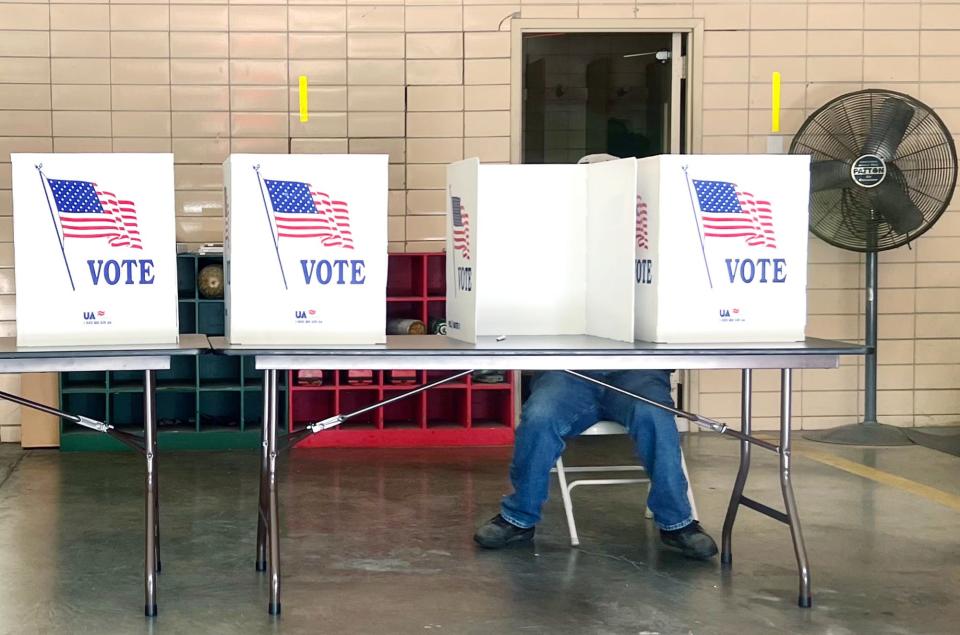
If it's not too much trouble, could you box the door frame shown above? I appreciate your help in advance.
[510,18,705,164]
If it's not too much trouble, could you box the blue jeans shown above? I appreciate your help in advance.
[500,370,694,532]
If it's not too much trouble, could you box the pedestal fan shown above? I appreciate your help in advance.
[789,89,958,445]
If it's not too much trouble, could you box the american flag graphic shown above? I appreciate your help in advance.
[48,179,142,249]
[265,179,354,249]
[636,195,649,249]
[451,195,470,260]
[693,179,776,248]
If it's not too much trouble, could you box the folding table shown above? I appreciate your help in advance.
[0,334,209,617]
[210,334,866,614]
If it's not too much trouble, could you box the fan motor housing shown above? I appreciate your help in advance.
[850,154,886,188]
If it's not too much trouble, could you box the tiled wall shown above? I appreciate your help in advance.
[2,1,959,441]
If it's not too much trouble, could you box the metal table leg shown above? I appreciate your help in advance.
[721,369,752,565]
[256,371,269,572]
[779,368,812,608]
[144,369,158,617]
[266,369,281,615]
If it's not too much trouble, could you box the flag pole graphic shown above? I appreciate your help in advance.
[254,165,288,290]
[682,165,714,290]
[36,164,75,291]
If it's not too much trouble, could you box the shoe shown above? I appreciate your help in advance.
[474,514,535,549]
[660,521,719,560]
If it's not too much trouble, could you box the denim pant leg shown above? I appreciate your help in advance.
[500,371,601,529]
[599,370,694,531]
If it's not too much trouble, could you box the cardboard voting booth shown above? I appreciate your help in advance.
[224,154,388,346]
[11,153,178,346]
[635,154,810,343]
[445,158,638,343]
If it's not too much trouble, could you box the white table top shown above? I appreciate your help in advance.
[0,334,208,373]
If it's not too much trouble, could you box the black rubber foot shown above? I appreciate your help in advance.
[799,595,812,608]
[269,602,281,616]
[156,560,162,574]
[720,553,732,566]
[256,560,266,572]
[145,604,157,617]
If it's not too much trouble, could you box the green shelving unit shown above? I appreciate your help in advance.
[59,253,286,452]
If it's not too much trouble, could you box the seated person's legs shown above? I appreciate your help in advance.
[474,371,600,548]
[601,370,717,559]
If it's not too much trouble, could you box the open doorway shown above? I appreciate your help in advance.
[521,32,684,164]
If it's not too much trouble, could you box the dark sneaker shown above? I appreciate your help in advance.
[474,514,535,549]
[660,521,719,560]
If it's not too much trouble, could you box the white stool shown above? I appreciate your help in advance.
[552,420,698,547]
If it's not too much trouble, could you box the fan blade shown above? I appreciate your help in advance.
[810,160,853,191]
[861,97,915,161]
[867,166,924,234]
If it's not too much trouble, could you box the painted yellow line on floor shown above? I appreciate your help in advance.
[797,448,960,513]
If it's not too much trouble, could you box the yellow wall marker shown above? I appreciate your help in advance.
[771,71,781,133]
[299,75,309,123]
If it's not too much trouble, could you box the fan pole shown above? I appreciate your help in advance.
[805,252,912,445]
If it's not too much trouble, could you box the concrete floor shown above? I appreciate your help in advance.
[0,434,958,635]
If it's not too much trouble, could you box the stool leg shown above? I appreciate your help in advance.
[555,457,579,547]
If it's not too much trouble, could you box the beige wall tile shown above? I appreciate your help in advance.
[916,262,958,287]
[703,58,749,84]
[170,6,228,31]
[921,57,960,83]
[50,31,110,58]
[878,339,915,366]
[0,137,52,155]
[291,138,349,154]
[802,390,858,417]
[916,314,960,339]
[229,6,287,32]
[915,390,960,416]
[170,32,229,59]
[112,112,171,138]
[173,112,230,138]
[917,288,960,313]
[111,5,170,31]
[406,33,462,59]
[50,5,109,31]
[407,138,462,164]
[0,30,49,57]
[231,33,288,59]
[407,60,463,85]
[464,136,509,162]
[807,56,860,82]
[807,30,862,56]
[289,60,347,85]
[704,31,749,58]
[0,4,49,30]
[0,111,50,137]
[176,216,224,243]
[111,32,169,58]
[693,3,750,30]
[751,2,807,29]
[347,6,405,31]
[172,60,229,85]
[231,138,289,154]
[294,85,349,113]
[172,86,230,111]
[866,31,918,56]
[231,60,286,85]
[407,6,462,32]
[0,84,49,110]
[289,33,346,59]
[51,84,110,110]
[51,59,109,85]
[808,3,862,29]
[751,31,805,57]
[406,214,446,241]
[289,6,347,32]
[749,57,806,83]
[348,59,405,85]
[704,84,749,110]
[465,5,522,31]
[864,3,920,30]
[388,216,405,243]
[703,110,748,136]
[464,32,510,59]
[112,85,171,112]
[406,164,446,190]
[922,4,960,30]
[348,33,405,58]
[406,190,446,215]
[407,86,463,111]
[350,138,405,163]
[347,112,405,137]
[176,190,223,217]
[234,86,287,112]
[176,165,224,191]
[916,365,960,390]
[464,85,509,111]
[464,110,509,137]
[407,111,462,137]
[112,59,171,85]
[172,137,230,164]
[465,58,509,85]
[917,339,960,364]
[864,57,918,83]
[348,86,404,112]
[700,136,749,153]
[52,111,111,137]
[231,112,288,137]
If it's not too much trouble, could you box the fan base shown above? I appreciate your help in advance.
[803,422,913,446]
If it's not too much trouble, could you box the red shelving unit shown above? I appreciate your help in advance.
[287,253,517,448]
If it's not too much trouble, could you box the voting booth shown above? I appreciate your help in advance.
[11,153,178,346]
[224,154,388,346]
[635,154,810,343]
[445,157,638,343]
[445,155,810,345]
